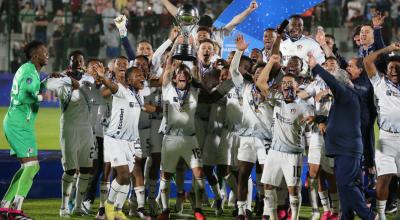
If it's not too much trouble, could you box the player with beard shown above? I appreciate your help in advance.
[1,40,48,220]
[97,56,129,219]
[258,54,313,220]
[364,43,400,220]
[280,15,325,74]
[297,57,340,220]
[157,38,207,220]
[46,50,95,217]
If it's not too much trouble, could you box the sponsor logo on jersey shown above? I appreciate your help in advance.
[297,45,303,50]
[291,108,296,114]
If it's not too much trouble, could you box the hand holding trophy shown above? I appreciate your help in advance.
[172,4,200,61]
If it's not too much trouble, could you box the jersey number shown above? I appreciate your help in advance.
[192,148,202,159]
[293,165,301,178]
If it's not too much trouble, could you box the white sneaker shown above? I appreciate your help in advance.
[311,211,320,220]
[59,208,70,218]
[82,200,92,213]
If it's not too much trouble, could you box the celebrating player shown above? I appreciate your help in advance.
[1,40,48,220]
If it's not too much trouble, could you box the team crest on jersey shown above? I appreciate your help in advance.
[297,45,303,50]
[291,108,296,114]
[26,78,32,84]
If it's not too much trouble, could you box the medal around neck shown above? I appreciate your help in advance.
[172,4,199,61]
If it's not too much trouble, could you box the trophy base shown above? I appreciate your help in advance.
[172,44,197,61]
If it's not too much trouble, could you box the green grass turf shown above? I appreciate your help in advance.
[0,107,61,150]
[21,198,314,220]
[17,198,400,219]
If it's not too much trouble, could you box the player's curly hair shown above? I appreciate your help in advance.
[24,40,45,60]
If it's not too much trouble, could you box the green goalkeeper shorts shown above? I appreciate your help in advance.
[3,117,38,158]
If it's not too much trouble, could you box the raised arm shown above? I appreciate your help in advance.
[230,34,248,87]
[96,63,119,94]
[372,12,386,51]
[224,0,258,32]
[315,29,335,58]
[114,15,135,61]
[161,0,178,16]
[364,42,400,78]
[256,54,280,97]
[152,27,178,69]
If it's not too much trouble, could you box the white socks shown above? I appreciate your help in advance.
[247,177,253,211]
[61,172,74,209]
[308,177,318,213]
[318,191,330,212]
[289,194,301,220]
[159,178,170,210]
[377,200,387,220]
[134,186,146,209]
[264,189,277,219]
[75,173,90,209]
[11,195,24,211]
[108,180,122,204]
[114,184,129,211]
[237,200,247,215]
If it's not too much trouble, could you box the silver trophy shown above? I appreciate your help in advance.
[172,4,199,61]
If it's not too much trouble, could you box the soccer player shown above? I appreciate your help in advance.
[262,28,277,62]
[258,54,312,220]
[280,15,325,74]
[157,37,206,220]
[97,56,129,219]
[1,40,48,220]
[47,50,95,217]
[231,35,274,220]
[81,58,109,214]
[364,43,400,220]
[98,63,157,220]
[309,53,376,220]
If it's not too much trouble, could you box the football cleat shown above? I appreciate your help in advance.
[194,208,206,220]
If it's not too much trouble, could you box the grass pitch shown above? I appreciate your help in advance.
[21,198,316,220]
[0,107,61,150]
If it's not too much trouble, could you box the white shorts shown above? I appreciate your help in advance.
[202,133,221,166]
[161,135,203,173]
[261,150,303,187]
[104,135,135,172]
[217,129,239,167]
[138,128,150,158]
[150,119,163,154]
[376,130,400,177]
[60,126,94,171]
[237,136,269,164]
[307,131,334,174]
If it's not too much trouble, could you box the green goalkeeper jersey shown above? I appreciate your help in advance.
[6,62,41,126]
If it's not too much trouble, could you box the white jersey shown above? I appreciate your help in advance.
[304,76,332,116]
[370,73,400,133]
[230,49,273,140]
[236,83,274,140]
[47,75,94,129]
[106,83,142,141]
[223,84,243,132]
[159,82,199,136]
[206,94,226,135]
[270,97,313,153]
[280,36,325,75]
